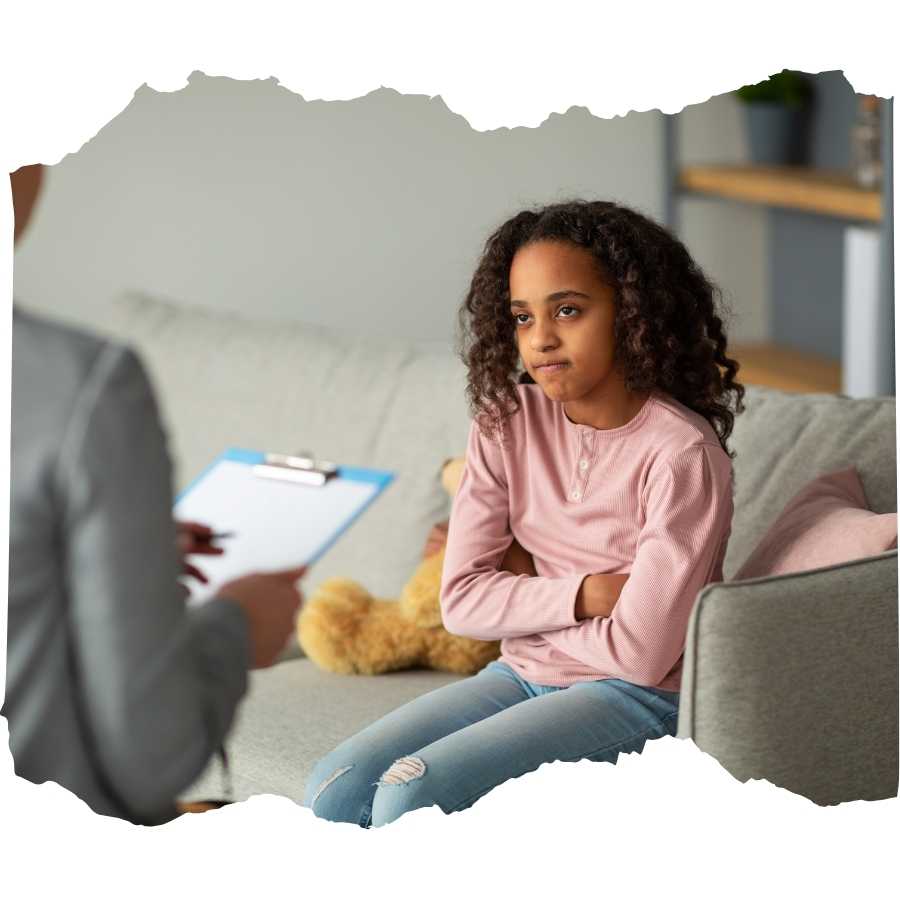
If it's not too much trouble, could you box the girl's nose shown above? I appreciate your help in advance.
[530,320,559,352]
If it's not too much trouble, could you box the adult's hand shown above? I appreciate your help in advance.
[574,574,628,620]
[218,567,306,668]
[176,520,224,584]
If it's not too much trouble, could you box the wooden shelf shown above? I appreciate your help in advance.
[680,165,882,222]
[727,342,842,394]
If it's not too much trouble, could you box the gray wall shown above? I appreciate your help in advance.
[677,91,769,343]
[770,211,845,357]
[13,73,664,342]
[770,71,862,359]
[13,71,765,348]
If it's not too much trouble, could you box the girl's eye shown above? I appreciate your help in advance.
[513,313,531,326]
[557,305,578,318]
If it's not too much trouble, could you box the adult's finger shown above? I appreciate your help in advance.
[190,544,225,557]
[177,520,213,533]
[271,565,309,582]
[183,562,209,584]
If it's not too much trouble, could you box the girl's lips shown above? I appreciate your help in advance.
[536,362,569,373]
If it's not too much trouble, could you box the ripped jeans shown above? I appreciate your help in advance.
[303,659,679,828]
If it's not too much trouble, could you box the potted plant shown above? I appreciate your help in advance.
[735,69,813,166]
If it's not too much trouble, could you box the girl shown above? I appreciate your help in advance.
[304,200,744,827]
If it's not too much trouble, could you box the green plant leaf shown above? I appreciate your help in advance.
[735,70,812,106]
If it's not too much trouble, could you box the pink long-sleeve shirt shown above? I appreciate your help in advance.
[440,385,734,692]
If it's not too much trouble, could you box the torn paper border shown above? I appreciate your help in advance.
[1,2,898,896]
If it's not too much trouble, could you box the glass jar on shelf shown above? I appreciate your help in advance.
[850,94,882,190]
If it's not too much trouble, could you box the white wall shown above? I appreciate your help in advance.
[13,73,672,343]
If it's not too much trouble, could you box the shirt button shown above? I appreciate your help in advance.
[579,459,589,471]
[571,489,581,501]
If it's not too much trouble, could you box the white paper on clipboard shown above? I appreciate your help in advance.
[173,449,394,604]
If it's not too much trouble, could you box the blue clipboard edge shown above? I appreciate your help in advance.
[176,447,395,501]
[174,448,396,566]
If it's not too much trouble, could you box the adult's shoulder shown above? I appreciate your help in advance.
[14,307,121,387]
[12,307,149,442]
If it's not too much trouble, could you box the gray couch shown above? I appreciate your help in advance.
[97,293,897,807]
[677,389,898,805]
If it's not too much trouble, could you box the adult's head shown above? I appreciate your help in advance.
[10,163,45,244]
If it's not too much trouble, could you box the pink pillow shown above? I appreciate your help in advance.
[735,467,897,580]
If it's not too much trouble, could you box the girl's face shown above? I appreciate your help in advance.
[509,239,622,407]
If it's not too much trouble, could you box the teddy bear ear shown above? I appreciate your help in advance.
[440,457,466,497]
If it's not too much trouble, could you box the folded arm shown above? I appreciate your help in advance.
[540,444,734,686]
[440,421,587,640]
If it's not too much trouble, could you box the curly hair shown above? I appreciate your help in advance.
[458,200,745,458]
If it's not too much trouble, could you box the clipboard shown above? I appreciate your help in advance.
[173,448,394,604]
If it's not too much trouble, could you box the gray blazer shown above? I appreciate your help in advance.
[4,308,250,824]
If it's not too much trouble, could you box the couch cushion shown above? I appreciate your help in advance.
[93,297,900,590]
[734,467,898,580]
[101,292,473,598]
[726,386,896,579]
[180,660,462,803]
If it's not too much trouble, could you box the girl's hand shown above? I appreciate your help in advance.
[176,520,225,584]
[423,520,450,559]
[574,574,628,619]
[501,539,537,577]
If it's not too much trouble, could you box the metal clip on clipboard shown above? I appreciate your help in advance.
[252,451,339,487]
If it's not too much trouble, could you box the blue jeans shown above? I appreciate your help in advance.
[303,660,679,827]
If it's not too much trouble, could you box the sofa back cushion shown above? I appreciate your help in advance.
[91,296,900,592]
[103,293,472,597]
[725,386,897,579]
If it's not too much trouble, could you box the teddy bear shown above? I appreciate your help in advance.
[296,457,502,676]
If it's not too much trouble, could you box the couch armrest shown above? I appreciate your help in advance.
[677,550,898,805]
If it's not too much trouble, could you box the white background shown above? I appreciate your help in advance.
[1,1,897,897]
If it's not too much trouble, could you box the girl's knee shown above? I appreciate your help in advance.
[370,755,441,827]
[304,756,375,825]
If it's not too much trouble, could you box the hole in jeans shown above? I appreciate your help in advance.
[378,756,427,785]
[310,764,354,808]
